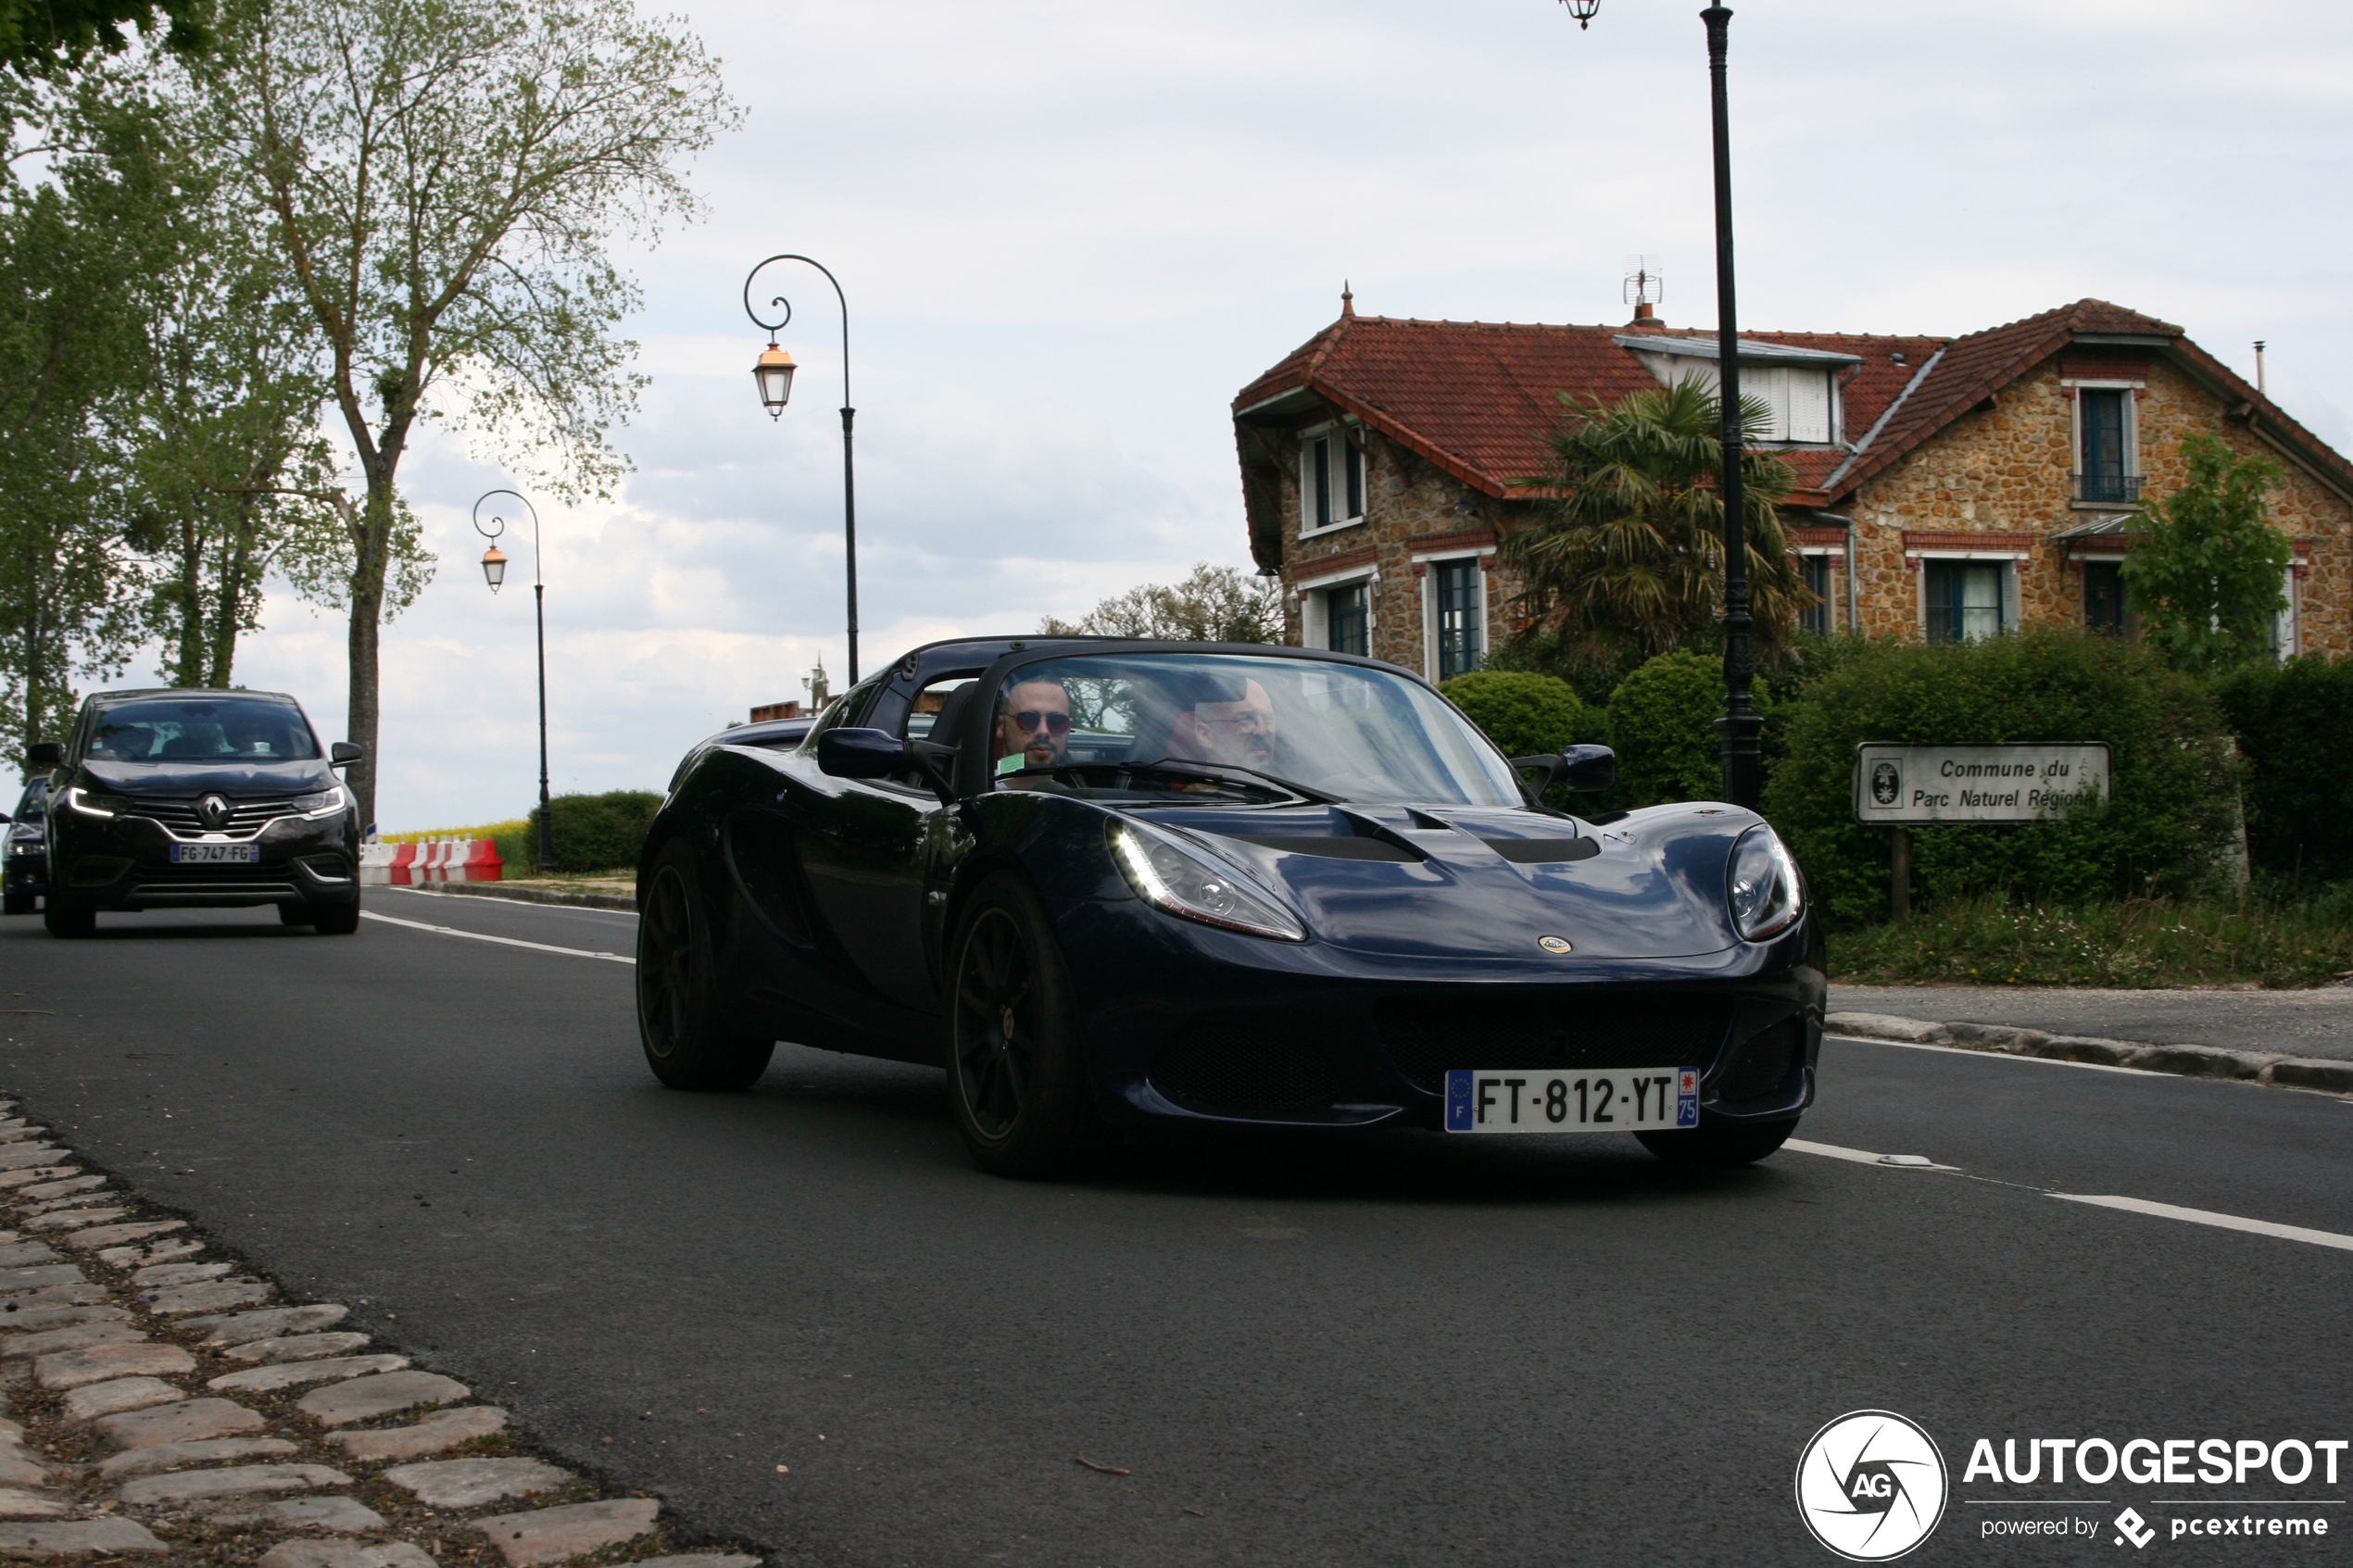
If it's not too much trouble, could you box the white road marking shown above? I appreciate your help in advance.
[2047,1193,2353,1254]
[1787,1136,2353,1255]
[1824,1032,2155,1077]
[359,909,634,964]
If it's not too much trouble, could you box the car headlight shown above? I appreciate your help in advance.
[1727,825,1803,942]
[1109,819,1306,942]
[63,788,132,819]
[294,786,346,817]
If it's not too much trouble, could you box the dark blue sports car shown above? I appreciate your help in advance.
[635,637,1823,1175]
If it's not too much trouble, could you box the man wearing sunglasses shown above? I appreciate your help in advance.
[997,679,1075,779]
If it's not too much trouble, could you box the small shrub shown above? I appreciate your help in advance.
[1439,670,1596,759]
[530,790,662,873]
[2210,655,2353,883]
[1603,650,1763,809]
[1765,629,2238,925]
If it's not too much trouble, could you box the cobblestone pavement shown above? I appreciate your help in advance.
[0,1102,760,1568]
[1830,984,2353,1060]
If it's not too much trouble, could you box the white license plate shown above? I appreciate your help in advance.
[1444,1068,1699,1133]
[170,844,258,864]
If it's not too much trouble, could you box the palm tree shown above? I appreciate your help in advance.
[1504,378,1811,682]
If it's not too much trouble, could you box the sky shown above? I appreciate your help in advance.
[208,0,2353,832]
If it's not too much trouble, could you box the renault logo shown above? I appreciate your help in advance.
[196,794,232,831]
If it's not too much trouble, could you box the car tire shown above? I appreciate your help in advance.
[2,888,30,917]
[279,903,315,926]
[311,901,359,935]
[635,838,774,1090]
[945,872,1106,1178]
[1636,1113,1799,1168]
[42,899,94,939]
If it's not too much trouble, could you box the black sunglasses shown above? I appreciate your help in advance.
[1013,710,1073,734]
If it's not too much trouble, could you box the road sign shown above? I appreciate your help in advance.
[1853,743,2110,825]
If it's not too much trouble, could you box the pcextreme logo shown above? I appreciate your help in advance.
[1795,1410,1950,1562]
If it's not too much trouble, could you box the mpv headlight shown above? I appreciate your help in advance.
[1109,819,1306,942]
[64,788,132,818]
[294,786,346,817]
[1728,825,1803,941]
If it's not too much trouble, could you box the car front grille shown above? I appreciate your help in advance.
[1151,1028,1340,1116]
[1377,990,1734,1094]
[117,797,306,838]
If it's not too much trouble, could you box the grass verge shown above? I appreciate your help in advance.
[1829,895,2353,990]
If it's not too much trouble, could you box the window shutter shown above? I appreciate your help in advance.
[1743,366,1790,441]
[1788,370,1831,443]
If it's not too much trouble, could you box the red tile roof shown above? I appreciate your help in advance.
[1232,299,2353,548]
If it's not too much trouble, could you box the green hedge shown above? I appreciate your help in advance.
[1439,671,1596,759]
[1603,650,1765,809]
[1763,630,2239,925]
[528,790,663,873]
[2209,656,2353,883]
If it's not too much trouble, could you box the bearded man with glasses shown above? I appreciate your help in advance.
[996,678,1075,781]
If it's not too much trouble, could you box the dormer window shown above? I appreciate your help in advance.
[1617,332,1858,446]
[1741,367,1834,444]
[1302,424,1365,534]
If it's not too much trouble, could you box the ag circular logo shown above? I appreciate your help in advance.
[1869,760,1900,807]
[1794,1410,1947,1562]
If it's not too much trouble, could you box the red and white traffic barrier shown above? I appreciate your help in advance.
[359,837,502,884]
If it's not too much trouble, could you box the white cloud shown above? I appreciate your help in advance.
[212,0,2353,829]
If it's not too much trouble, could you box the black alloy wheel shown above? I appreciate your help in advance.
[635,838,774,1090]
[2,888,30,917]
[1636,1112,1800,1168]
[947,873,1103,1177]
[279,904,315,926]
[312,900,360,935]
[42,899,93,939]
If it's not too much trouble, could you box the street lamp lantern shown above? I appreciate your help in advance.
[480,545,508,593]
[752,343,797,417]
[1561,0,1600,27]
[472,490,554,876]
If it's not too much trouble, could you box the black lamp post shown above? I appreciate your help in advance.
[1561,0,1762,809]
[472,490,552,875]
[745,254,861,684]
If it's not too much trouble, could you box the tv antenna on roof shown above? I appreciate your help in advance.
[1622,256,1663,307]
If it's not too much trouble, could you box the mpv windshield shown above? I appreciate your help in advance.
[988,653,1523,807]
[88,697,319,763]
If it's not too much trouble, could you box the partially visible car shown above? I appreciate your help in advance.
[31,689,365,937]
[3,776,46,915]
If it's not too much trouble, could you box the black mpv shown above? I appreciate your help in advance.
[31,689,363,937]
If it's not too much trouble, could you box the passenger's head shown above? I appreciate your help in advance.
[1188,677,1277,769]
[1000,679,1073,771]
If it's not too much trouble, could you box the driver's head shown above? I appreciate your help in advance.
[222,709,271,753]
[1000,679,1072,771]
[1189,677,1277,769]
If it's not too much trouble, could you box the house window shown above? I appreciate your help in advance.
[1302,429,1365,533]
[2076,388,2135,503]
[1743,366,1835,444]
[1433,558,1483,678]
[1801,555,1832,634]
[1326,581,1368,657]
[2083,560,2125,633]
[1924,560,2008,643]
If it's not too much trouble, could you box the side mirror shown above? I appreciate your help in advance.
[816,728,907,780]
[330,742,364,767]
[1558,744,1617,793]
[26,743,61,769]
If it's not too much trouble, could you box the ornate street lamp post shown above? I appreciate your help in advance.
[1559,0,1762,809]
[472,490,552,875]
[745,254,861,684]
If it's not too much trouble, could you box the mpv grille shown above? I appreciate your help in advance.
[1378,991,1733,1094]
[118,798,306,837]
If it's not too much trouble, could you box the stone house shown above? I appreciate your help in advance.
[1230,295,2353,679]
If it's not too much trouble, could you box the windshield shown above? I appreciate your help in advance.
[88,697,318,764]
[986,653,1523,807]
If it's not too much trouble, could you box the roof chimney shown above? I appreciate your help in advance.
[1340,281,1355,320]
[1621,254,1665,330]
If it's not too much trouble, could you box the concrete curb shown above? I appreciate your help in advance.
[1824,1011,2353,1095]
[434,882,637,913]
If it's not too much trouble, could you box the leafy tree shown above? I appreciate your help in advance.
[1040,562,1282,644]
[0,0,206,80]
[1502,378,1810,681]
[2121,433,2291,675]
[185,0,738,823]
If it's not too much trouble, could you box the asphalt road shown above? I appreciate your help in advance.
[1830,984,2353,1061]
[1,890,2347,1568]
